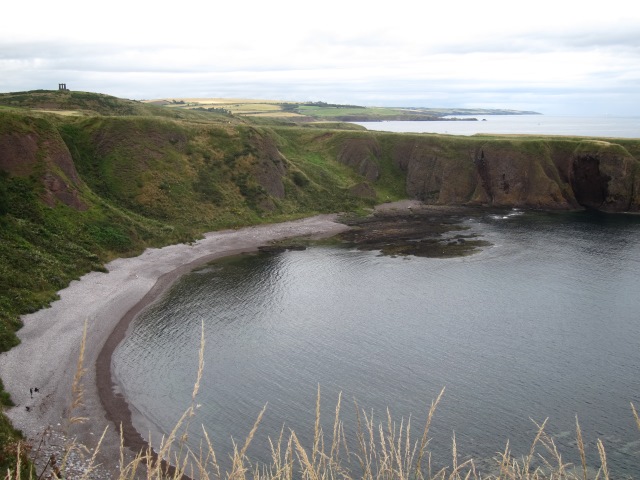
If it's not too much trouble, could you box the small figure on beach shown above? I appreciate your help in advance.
[30,388,33,398]
[25,406,30,412]
[34,387,39,393]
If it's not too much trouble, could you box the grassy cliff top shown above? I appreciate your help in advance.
[1,90,539,123]
[0,90,545,136]
[0,90,243,124]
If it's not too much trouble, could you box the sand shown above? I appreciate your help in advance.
[0,214,351,478]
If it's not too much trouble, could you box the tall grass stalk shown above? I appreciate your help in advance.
[576,416,588,480]
[632,403,640,433]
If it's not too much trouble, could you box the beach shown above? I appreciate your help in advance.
[0,214,351,478]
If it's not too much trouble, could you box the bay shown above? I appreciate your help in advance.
[353,115,640,138]
[113,210,640,477]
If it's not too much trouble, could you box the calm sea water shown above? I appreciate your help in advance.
[353,115,640,138]
[113,210,640,476]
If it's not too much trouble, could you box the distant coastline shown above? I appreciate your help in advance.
[352,114,640,138]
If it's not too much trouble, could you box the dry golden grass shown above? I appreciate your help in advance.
[33,109,85,116]
[5,326,639,480]
[141,98,305,117]
[152,98,286,105]
[243,112,305,118]
[224,104,281,112]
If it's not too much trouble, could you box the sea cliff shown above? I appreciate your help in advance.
[335,134,640,211]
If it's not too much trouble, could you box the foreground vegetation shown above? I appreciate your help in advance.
[6,330,640,479]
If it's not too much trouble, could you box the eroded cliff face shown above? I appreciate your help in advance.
[247,129,288,210]
[0,121,87,210]
[336,138,380,182]
[470,142,576,209]
[568,142,640,211]
[4,111,639,218]
[336,135,640,212]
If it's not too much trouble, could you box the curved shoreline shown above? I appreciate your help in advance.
[0,214,352,478]
[96,246,261,478]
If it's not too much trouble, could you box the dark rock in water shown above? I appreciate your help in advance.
[258,245,287,254]
[338,205,490,258]
[258,244,307,254]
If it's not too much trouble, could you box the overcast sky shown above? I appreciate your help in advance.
[2,0,639,115]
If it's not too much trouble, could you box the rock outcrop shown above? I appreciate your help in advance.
[0,117,87,210]
[336,138,380,182]
[336,135,640,212]
[248,129,288,208]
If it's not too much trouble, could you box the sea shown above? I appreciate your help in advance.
[352,115,640,138]
[113,209,640,477]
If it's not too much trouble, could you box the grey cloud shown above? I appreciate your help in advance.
[428,26,640,55]
[0,39,327,75]
[556,29,640,50]
[0,41,144,60]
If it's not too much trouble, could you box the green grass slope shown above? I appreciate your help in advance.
[0,89,241,123]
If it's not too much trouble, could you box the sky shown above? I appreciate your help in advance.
[2,0,640,115]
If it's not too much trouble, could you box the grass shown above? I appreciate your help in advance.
[3,326,638,479]
[297,105,405,117]
[144,98,540,122]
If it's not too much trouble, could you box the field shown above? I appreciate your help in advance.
[143,97,540,122]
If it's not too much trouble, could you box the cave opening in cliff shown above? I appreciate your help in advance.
[570,155,610,209]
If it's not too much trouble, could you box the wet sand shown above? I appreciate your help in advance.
[0,214,351,478]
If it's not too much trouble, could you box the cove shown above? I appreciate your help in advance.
[113,210,640,476]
